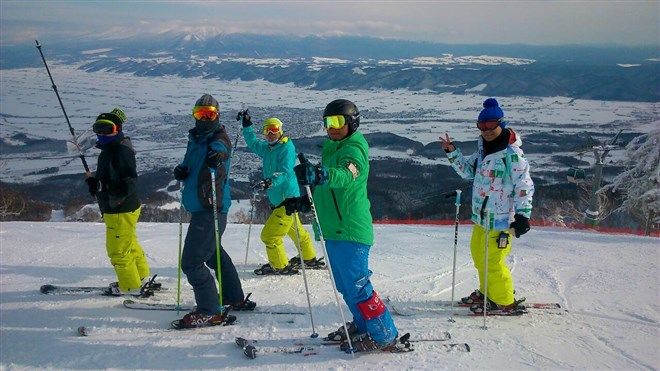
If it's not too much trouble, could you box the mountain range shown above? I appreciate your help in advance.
[2,33,658,101]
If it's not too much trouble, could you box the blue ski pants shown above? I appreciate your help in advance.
[325,240,398,344]
[182,211,244,314]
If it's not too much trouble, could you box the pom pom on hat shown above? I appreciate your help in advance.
[477,98,504,122]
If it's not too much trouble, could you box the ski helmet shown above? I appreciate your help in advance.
[323,99,360,134]
[262,117,283,134]
[93,108,126,135]
[193,94,220,132]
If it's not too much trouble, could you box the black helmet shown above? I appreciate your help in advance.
[195,94,219,109]
[193,94,220,132]
[323,99,360,134]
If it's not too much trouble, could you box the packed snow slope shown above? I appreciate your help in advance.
[0,222,658,370]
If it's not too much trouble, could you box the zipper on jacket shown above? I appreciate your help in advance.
[330,189,343,222]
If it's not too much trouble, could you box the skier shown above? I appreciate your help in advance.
[292,99,400,352]
[439,98,534,313]
[238,110,325,275]
[172,94,255,328]
[85,108,157,296]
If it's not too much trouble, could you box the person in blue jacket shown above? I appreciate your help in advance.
[172,94,255,328]
[238,110,324,275]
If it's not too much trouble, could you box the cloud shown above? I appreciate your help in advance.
[1,1,658,46]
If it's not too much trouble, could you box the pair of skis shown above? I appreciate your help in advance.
[386,297,565,317]
[234,331,469,359]
[40,275,163,298]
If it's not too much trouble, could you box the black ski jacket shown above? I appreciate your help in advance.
[95,134,140,214]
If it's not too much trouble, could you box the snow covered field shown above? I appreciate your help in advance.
[1,65,658,183]
[0,221,658,369]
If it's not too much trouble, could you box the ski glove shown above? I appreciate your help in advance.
[284,196,312,215]
[509,214,530,238]
[173,165,189,181]
[251,178,272,191]
[205,150,224,168]
[85,176,99,197]
[294,162,329,186]
[237,109,252,128]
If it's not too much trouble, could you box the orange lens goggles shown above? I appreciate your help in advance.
[263,125,282,135]
[192,106,219,121]
[476,120,500,131]
[323,115,347,129]
[93,119,118,135]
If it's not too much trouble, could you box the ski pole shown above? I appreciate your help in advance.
[292,210,318,338]
[209,168,223,307]
[243,190,257,271]
[480,196,490,330]
[298,153,353,353]
[35,40,91,176]
[176,184,184,315]
[448,189,462,323]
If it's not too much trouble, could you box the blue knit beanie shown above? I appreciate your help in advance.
[478,98,504,122]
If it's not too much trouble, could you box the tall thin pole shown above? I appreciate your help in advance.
[210,168,223,307]
[34,40,90,175]
[448,189,462,322]
[243,191,257,271]
[292,212,318,337]
[480,196,490,330]
[176,185,184,315]
[298,153,353,353]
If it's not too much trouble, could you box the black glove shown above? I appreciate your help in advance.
[509,214,530,238]
[173,165,189,181]
[206,150,223,168]
[85,177,98,197]
[294,162,329,186]
[284,196,312,215]
[237,109,252,128]
[251,178,272,191]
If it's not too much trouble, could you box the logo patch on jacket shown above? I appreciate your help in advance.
[347,162,359,180]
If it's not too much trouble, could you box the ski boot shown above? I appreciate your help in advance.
[171,307,236,329]
[253,263,299,276]
[288,256,326,270]
[460,289,484,305]
[102,282,154,298]
[323,321,359,342]
[227,292,257,311]
[470,298,527,315]
[340,333,413,353]
[140,274,162,291]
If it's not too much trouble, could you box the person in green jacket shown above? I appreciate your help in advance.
[238,111,324,275]
[293,99,400,353]
[85,108,156,297]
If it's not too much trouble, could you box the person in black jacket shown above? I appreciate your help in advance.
[86,108,155,296]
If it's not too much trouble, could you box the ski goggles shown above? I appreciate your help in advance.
[476,119,501,132]
[263,125,282,135]
[93,119,119,135]
[323,115,348,130]
[192,105,219,121]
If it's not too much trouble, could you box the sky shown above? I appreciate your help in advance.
[0,0,658,46]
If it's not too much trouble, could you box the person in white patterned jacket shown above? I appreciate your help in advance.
[440,98,534,313]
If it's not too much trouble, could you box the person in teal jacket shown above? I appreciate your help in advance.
[172,94,255,328]
[293,99,400,353]
[238,111,324,275]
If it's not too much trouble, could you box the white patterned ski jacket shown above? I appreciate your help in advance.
[447,129,534,231]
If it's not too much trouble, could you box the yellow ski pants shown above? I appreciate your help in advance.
[469,224,515,306]
[260,206,316,269]
[103,207,150,291]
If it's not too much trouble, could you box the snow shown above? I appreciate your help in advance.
[1,222,658,369]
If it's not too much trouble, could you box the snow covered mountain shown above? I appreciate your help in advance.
[0,222,657,369]
[2,34,658,101]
